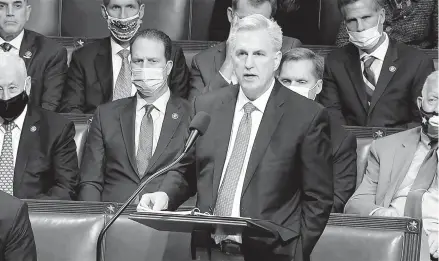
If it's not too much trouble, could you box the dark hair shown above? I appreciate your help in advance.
[130,29,172,61]
[232,0,277,18]
[280,48,324,79]
[338,0,385,17]
[103,0,142,7]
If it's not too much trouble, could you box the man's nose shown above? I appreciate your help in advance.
[357,20,366,32]
[6,5,14,16]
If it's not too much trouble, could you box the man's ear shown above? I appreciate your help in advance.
[417,96,423,110]
[166,60,173,76]
[139,4,145,20]
[25,5,31,22]
[101,5,108,20]
[273,51,282,71]
[24,76,31,96]
[315,79,323,95]
[227,7,233,24]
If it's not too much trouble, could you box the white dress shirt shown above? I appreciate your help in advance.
[422,174,438,237]
[217,80,275,243]
[219,71,238,85]
[0,105,28,166]
[0,30,24,55]
[134,89,170,156]
[359,33,390,85]
[110,38,137,97]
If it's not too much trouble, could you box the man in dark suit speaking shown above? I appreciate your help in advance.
[0,191,37,261]
[139,15,333,261]
[0,53,78,200]
[0,0,68,111]
[318,0,434,128]
[60,0,190,114]
[78,29,194,203]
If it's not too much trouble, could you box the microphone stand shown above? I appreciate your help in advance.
[96,152,187,261]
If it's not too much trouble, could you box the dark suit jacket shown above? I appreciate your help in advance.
[0,191,37,261]
[78,94,194,203]
[330,122,357,213]
[188,38,302,100]
[13,106,78,200]
[60,37,190,114]
[318,39,435,128]
[19,29,68,111]
[161,82,333,261]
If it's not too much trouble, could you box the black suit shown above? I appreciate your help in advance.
[18,30,68,111]
[0,191,37,261]
[12,106,78,200]
[78,94,194,203]
[330,122,357,213]
[161,82,333,261]
[60,37,190,114]
[318,39,435,128]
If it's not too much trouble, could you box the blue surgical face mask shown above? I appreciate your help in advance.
[347,16,382,50]
[281,80,321,100]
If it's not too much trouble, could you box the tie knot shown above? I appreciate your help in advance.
[0,42,13,52]
[118,49,130,59]
[429,140,438,150]
[144,104,155,115]
[243,102,257,114]
[362,56,376,68]
[3,122,16,132]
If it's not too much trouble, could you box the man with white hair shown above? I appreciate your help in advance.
[345,71,439,261]
[0,52,78,200]
[139,14,333,261]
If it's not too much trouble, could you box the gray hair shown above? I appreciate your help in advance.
[422,71,438,97]
[228,14,283,52]
[280,48,324,79]
[0,52,27,79]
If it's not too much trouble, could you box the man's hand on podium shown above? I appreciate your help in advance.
[137,192,169,212]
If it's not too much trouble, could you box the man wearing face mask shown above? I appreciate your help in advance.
[60,0,190,114]
[188,0,301,101]
[278,48,357,213]
[0,53,78,200]
[78,29,194,203]
[317,0,435,128]
[345,71,439,261]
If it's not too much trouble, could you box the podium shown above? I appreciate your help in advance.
[129,211,279,260]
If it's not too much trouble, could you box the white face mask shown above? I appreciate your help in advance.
[132,67,167,96]
[347,16,382,50]
[283,81,320,100]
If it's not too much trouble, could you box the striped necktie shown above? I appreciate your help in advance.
[362,55,377,104]
[113,49,131,100]
[0,42,13,52]
[0,122,17,195]
[136,105,155,178]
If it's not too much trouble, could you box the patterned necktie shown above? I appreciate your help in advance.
[113,49,131,100]
[136,105,155,178]
[0,42,13,52]
[362,56,377,104]
[404,142,438,218]
[0,122,17,195]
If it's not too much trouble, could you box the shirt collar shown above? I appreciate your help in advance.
[136,88,171,114]
[359,33,389,61]
[111,37,130,56]
[420,130,436,149]
[0,30,24,51]
[236,79,275,113]
[0,105,27,131]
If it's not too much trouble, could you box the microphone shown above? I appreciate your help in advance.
[96,112,211,261]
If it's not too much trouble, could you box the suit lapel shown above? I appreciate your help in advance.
[19,30,37,70]
[144,96,182,175]
[241,82,285,196]
[212,87,238,204]
[119,96,140,182]
[95,37,113,103]
[344,44,369,112]
[369,40,399,112]
[14,107,40,191]
[382,127,421,207]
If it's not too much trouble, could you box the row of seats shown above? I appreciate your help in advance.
[27,0,345,44]
[26,199,422,261]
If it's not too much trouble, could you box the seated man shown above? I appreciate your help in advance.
[60,0,190,114]
[0,191,37,261]
[78,29,193,203]
[317,0,434,128]
[345,71,439,261]
[278,48,357,213]
[0,0,68,111]
[188,0,302,100]
[0,53,78,200]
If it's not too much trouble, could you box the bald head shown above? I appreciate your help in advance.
[0,52,30,100]
[418,71,438,114]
